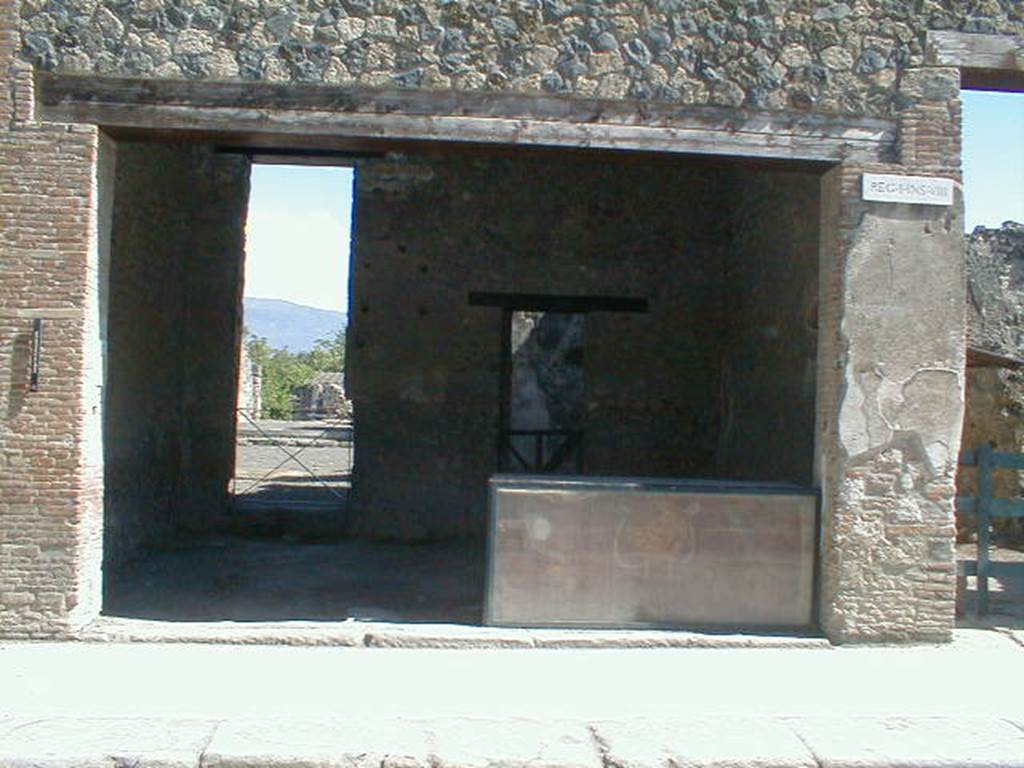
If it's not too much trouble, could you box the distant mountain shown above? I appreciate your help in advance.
[243,297,347,352]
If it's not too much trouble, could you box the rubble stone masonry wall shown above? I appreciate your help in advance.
[16,1,1023,116]
[959,225,1024,532]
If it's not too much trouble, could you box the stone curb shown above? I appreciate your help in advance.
[787,716,1024,768]
[80,617,831,650]
[2,717,1023,768]
[0,718,220,768]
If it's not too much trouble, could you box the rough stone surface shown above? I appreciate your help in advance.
[360,625,826,650]
[821,192,966,642]
[958,223,1024,541]
[177,146,251,530]
[237,336,262,419]
[16,2,1024,118]
[814,60,967,642]
[294,371,350,419]
[958,369,1024,505]
[966,223,1024,359]
[349,150,719,539]
[82,616,365,646]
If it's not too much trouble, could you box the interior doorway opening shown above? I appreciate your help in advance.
[230,163,355,539]
[502,309,587,475]
[98,135,826,630]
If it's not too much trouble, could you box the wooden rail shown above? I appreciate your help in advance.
[955,444,1024,614]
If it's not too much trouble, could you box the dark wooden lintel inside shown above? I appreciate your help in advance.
[468,292,648,314]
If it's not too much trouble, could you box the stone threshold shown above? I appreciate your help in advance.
[78,617,831,649]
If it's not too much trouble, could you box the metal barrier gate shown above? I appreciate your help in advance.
[232,409,352,512]
[956,443,1024,614]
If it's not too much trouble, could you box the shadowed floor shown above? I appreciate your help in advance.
[103,535,484,624]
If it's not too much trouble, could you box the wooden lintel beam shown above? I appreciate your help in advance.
[927,31,1024,92]
[927,31,1024,70]
[36,72,895,164]
[961,67,1024,93]
[468,292,648,313]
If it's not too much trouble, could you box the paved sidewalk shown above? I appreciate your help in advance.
[1,627,1023,767]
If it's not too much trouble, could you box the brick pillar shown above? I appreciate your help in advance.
[816,67,965,643]
[0,1,15,122]
[0,0,108,637]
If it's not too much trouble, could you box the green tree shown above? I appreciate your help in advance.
[303,328,346,372]
[245,329,346,420]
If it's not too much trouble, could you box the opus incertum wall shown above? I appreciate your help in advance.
[14,1,1023,116]
[1,0,1022,642]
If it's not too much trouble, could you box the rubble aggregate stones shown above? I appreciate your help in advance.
[966,223,1024,361]
[16,2,1024,116]
[959,224,1024,542]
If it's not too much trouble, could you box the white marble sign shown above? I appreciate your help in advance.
[862,173,955,206]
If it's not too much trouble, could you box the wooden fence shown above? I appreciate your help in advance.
[955,444,1024,614]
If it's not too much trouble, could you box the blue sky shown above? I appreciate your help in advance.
[245,92,1023,312]
[962,90,1024,231]
[244,164,354,313]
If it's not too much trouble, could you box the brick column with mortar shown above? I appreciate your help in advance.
[816,66,966,642]
[0,0,106,637]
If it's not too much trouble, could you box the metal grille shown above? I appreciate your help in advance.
[232,409,352,511]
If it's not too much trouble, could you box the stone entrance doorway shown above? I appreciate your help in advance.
[97,136,824,631]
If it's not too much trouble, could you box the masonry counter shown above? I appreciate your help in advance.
[485,475,819,631]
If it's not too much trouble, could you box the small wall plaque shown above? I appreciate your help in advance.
[30,318,42,392]
[862,173,955,206]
